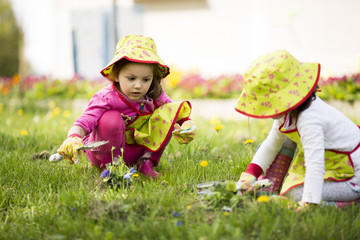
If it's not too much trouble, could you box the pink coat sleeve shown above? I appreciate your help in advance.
[73,93,111,135]
[154,90,173,108]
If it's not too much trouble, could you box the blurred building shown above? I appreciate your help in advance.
[11,0,360,79]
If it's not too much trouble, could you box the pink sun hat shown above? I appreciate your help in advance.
[235,49,321,118]
[100,35,170,80]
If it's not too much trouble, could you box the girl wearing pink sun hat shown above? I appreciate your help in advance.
[237,49,360,206]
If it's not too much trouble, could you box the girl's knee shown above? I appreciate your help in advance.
[98,110,125,134]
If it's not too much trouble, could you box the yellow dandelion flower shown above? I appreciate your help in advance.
[243,139,254,145]
[210,117,221,126]
[132,173,139,178]
[52,107,61,116]
[49,101,56,109]
[223,211,229,216]
[200,160,208,167]
[21,130,28,136]
[18,109,24,116]
[257,195,270,203]
[63,110,71,118]
[214,124,224,131]
[186,205,192,210]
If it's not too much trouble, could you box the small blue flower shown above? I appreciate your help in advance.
[172,211,181,217]
[176,221,183,226]
[101,169,110,178]
[71,207,77,211]
[123,172,133,179]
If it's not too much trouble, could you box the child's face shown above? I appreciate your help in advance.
[116,62,154,101]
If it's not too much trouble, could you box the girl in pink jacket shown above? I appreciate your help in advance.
[56,35,197,179]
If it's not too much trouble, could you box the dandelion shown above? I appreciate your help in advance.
[214,124,224,132]
[49,101,56,109]
[63,110,71,118]
[210,117,221,126]
[186,205,192,210]
[257,195,270,203]
[243,138,254,145]
[18,109,24,116]
[21,130,28,136]
[200,160,208,167]
[131,173,139,178]
[200,160,208,180]
[52,107,61,116]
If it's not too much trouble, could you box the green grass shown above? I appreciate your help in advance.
[0,98,359,240]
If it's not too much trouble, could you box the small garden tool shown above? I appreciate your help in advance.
[49,140,109,164]
[197,179,272,195]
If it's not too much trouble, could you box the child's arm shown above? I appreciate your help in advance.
[57,92,110,162]
[298,118,325,204]
[251,120,286,172]
[67,125,86,138]
[238,120,285,189]
[73,92,111,135]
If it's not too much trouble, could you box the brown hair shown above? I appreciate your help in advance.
[109,58,164,100]
[290,85,319,119]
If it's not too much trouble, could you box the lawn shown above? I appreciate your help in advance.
[1,97,360,240]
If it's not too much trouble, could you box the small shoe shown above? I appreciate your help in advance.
[139,159,161,179]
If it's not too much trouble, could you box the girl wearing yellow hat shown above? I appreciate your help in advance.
[236,49,360,206]
[56,35,197,179]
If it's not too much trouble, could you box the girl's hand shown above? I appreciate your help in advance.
[238,172,257,192]
[57,136,83,164]
[172,120,197,144]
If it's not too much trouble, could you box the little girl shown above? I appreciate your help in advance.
[56,35,197,179]
[236,49,360,205]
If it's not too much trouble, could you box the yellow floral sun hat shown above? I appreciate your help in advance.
[100,35,170,80]
[235,49,321,118]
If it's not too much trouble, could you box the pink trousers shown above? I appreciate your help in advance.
[83,110,170,170]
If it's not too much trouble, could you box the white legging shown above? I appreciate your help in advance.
[286,181,360,202]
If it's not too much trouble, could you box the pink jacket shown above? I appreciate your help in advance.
[73,83,174,135]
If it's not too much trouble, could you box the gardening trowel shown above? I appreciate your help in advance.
[49,140,109,164]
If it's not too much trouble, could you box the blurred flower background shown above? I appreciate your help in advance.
[1,0,360,103]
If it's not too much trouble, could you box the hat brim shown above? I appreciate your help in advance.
[100,51,170,81]
[235,63,321,119]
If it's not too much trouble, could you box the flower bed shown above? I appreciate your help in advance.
[1,71,360,102]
